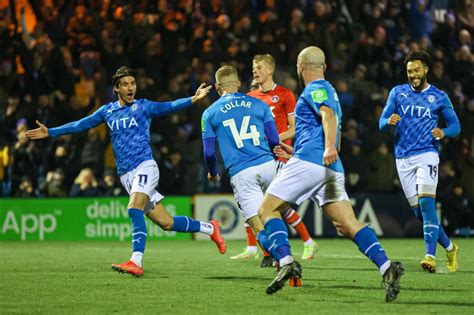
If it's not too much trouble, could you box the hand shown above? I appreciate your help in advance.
[25,120,49,140]
[273,142,294,159]
[323,146,338,166]
[191,83,212,103]
[388,114,401,126]
[207,172,221,182]
[432,128,445,140]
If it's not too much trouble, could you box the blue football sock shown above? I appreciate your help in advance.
[419,196,439,257]
[129,208,147,254]
[172,216,201,233]
[411,206,423,220]
[257,230,281,261]
[353,226,390,273]
[413,204,451,250]
[437,225,451,249]
[264,218,292,261]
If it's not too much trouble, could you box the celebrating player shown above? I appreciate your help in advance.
[230,54,317,266]
[379,50,460,273]
[25,66,226,277]
[258,46,404,302]
[201,65,282,266]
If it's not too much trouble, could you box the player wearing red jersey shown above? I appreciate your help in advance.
[230,54,318,266]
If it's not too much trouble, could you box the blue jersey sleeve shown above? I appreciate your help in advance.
[307,85,336,114]
[379,88,398,132]
[203,137,218,176]
[48,106,104,137]
[201,110,215,139]
[145,97,193,118]
[440,94,461,137]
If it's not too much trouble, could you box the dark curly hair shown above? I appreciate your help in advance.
[404,50,432,68]
[112,66,137,87]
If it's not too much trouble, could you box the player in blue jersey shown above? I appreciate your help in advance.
[258,46,404,302]
[379,51,460,273]
[25,66,226,277]
[201,65,282,266]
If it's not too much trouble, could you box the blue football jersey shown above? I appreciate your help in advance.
[380,84,458,158]
[201,92,275,176]
[49,98,192,175]
[293,79,344,173]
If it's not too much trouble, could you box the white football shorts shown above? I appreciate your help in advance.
[119,159,164,212]
[230,160,277,221]
[266,157,349,207]
[396,151,439,201]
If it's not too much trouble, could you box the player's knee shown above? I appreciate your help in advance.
[258,206,268,219]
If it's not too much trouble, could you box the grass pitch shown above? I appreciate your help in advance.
[1,239,473,314]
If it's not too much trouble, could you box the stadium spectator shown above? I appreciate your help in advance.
[367,142,398,192]
[11,120,38,196]
[158,149,185,195]
[39,168,67,197]
[0,0,469,202]
[441,182,474,236]
[15,176,37,197]
[99,168,125,197]
[69,167,100,197]
[80,128,107,177]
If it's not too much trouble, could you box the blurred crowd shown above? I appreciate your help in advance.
[0,0,472,233]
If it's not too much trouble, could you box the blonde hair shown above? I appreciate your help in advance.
[74,168,98,187]
[253,54,275,71]
[215,65,238,85]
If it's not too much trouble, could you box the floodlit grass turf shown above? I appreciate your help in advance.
[1,239,473,314]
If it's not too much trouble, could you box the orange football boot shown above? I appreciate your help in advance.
[111,260,144,277]
[210,220,227,254]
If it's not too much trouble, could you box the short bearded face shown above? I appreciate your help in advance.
[115,76,136,105]
[406,60,428,91]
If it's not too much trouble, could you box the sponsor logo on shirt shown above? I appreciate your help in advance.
[311,89,328,103]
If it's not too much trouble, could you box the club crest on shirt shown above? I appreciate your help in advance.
[271,95,279,103]
[131,104,138,111]
[428,95,436,103]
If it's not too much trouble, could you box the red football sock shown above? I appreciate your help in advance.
[284,208,311,242]
[246,226,257,247]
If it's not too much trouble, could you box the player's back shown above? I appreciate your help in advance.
[202,92,275,176]
[293,79,344,173]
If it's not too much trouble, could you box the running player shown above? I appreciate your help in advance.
[379,50,460,273]
[25,66,226,277]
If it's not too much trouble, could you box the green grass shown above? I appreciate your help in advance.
[1,239,473,314]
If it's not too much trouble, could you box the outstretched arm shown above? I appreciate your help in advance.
[25,120,49,139]
[26,108,104,139]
